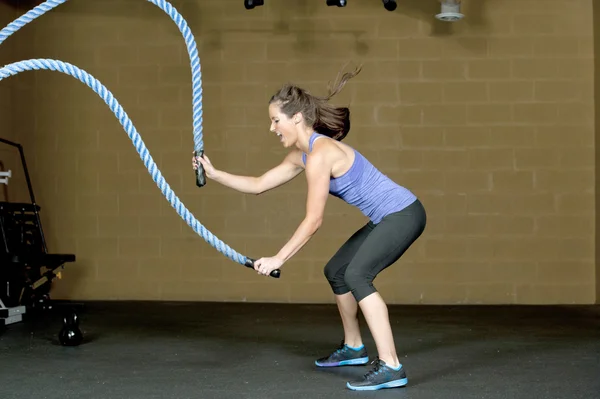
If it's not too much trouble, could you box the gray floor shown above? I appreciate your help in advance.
[1,301,599,399]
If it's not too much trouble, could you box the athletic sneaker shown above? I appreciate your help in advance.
[314,340,369,367]
[346,357,408,391]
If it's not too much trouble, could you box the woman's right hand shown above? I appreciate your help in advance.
[192,152,218,180]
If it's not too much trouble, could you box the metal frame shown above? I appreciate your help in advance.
[0,297,25,326]
[1,138,41,326]
[0,137,48,253]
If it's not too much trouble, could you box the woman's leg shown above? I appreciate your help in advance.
[358,292,399,365]
[315,222,374,367]
[344,199,427,390]
[335,292,362,348]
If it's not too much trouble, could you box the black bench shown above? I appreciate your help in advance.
[0,138,76,325]
[0,201,76,308]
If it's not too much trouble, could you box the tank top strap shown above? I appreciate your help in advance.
[308,132,324,153]
[302,132,322,165]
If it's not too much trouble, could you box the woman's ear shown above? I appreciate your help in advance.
[291,112,299,124]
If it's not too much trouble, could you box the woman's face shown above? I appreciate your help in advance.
[269,103,298,148]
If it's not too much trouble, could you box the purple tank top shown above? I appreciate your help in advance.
[302,132,417,224]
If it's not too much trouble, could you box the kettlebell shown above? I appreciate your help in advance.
[59,311,83,346]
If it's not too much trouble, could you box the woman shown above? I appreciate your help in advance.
[193,65,426,391]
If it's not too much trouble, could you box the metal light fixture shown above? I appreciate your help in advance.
[382,0,397,11]
[435,0,464,21]
[326,0,347,7]
[244,0,264,10]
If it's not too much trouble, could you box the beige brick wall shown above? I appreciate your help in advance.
[0,3,15,202]
[0,3,12,119]
[0,3,37,205]
[2,0,596,304]
[595,1,600,304]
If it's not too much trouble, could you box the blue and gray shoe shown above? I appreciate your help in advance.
[315,340,369,367]
[346,357,408,391]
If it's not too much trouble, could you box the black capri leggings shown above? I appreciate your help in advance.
[323,199,427,302]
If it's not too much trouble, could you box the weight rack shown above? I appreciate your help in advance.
[0,137,75,327]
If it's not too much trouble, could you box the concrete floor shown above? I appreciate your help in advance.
[1,301,599,399]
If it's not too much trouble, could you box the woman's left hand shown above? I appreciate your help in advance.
[254,256,284,276]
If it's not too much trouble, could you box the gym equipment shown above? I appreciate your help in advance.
[58,311,83,346]
[0,138,76,327]
[0,0,280,278]
[0,170,10,185]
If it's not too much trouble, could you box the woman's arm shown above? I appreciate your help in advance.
[255,150,304,194]
[194,150,304,195]
[254,142,335,276]
[274,148,331,262]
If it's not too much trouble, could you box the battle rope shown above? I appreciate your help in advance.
[0,0,207,183]
[0,0,280,278]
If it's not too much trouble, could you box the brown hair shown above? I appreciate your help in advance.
[269,64,362,141]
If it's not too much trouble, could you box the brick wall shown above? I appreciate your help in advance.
[0,3,12,124]
[595,0,600,304]
[4,0,596,304]
[0,2,38,205]
[0,2,15,202]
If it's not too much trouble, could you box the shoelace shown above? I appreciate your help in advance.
[332,339,346,355]
[363,357,385,380]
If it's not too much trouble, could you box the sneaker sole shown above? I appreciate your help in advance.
[315,356,369,367]
[346,377,408,391]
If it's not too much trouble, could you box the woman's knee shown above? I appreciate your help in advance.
[343,269,371,292]
[343,271,375,302]
[323,263,352,295]
[324,261,350,292]
[323,262,337,282]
